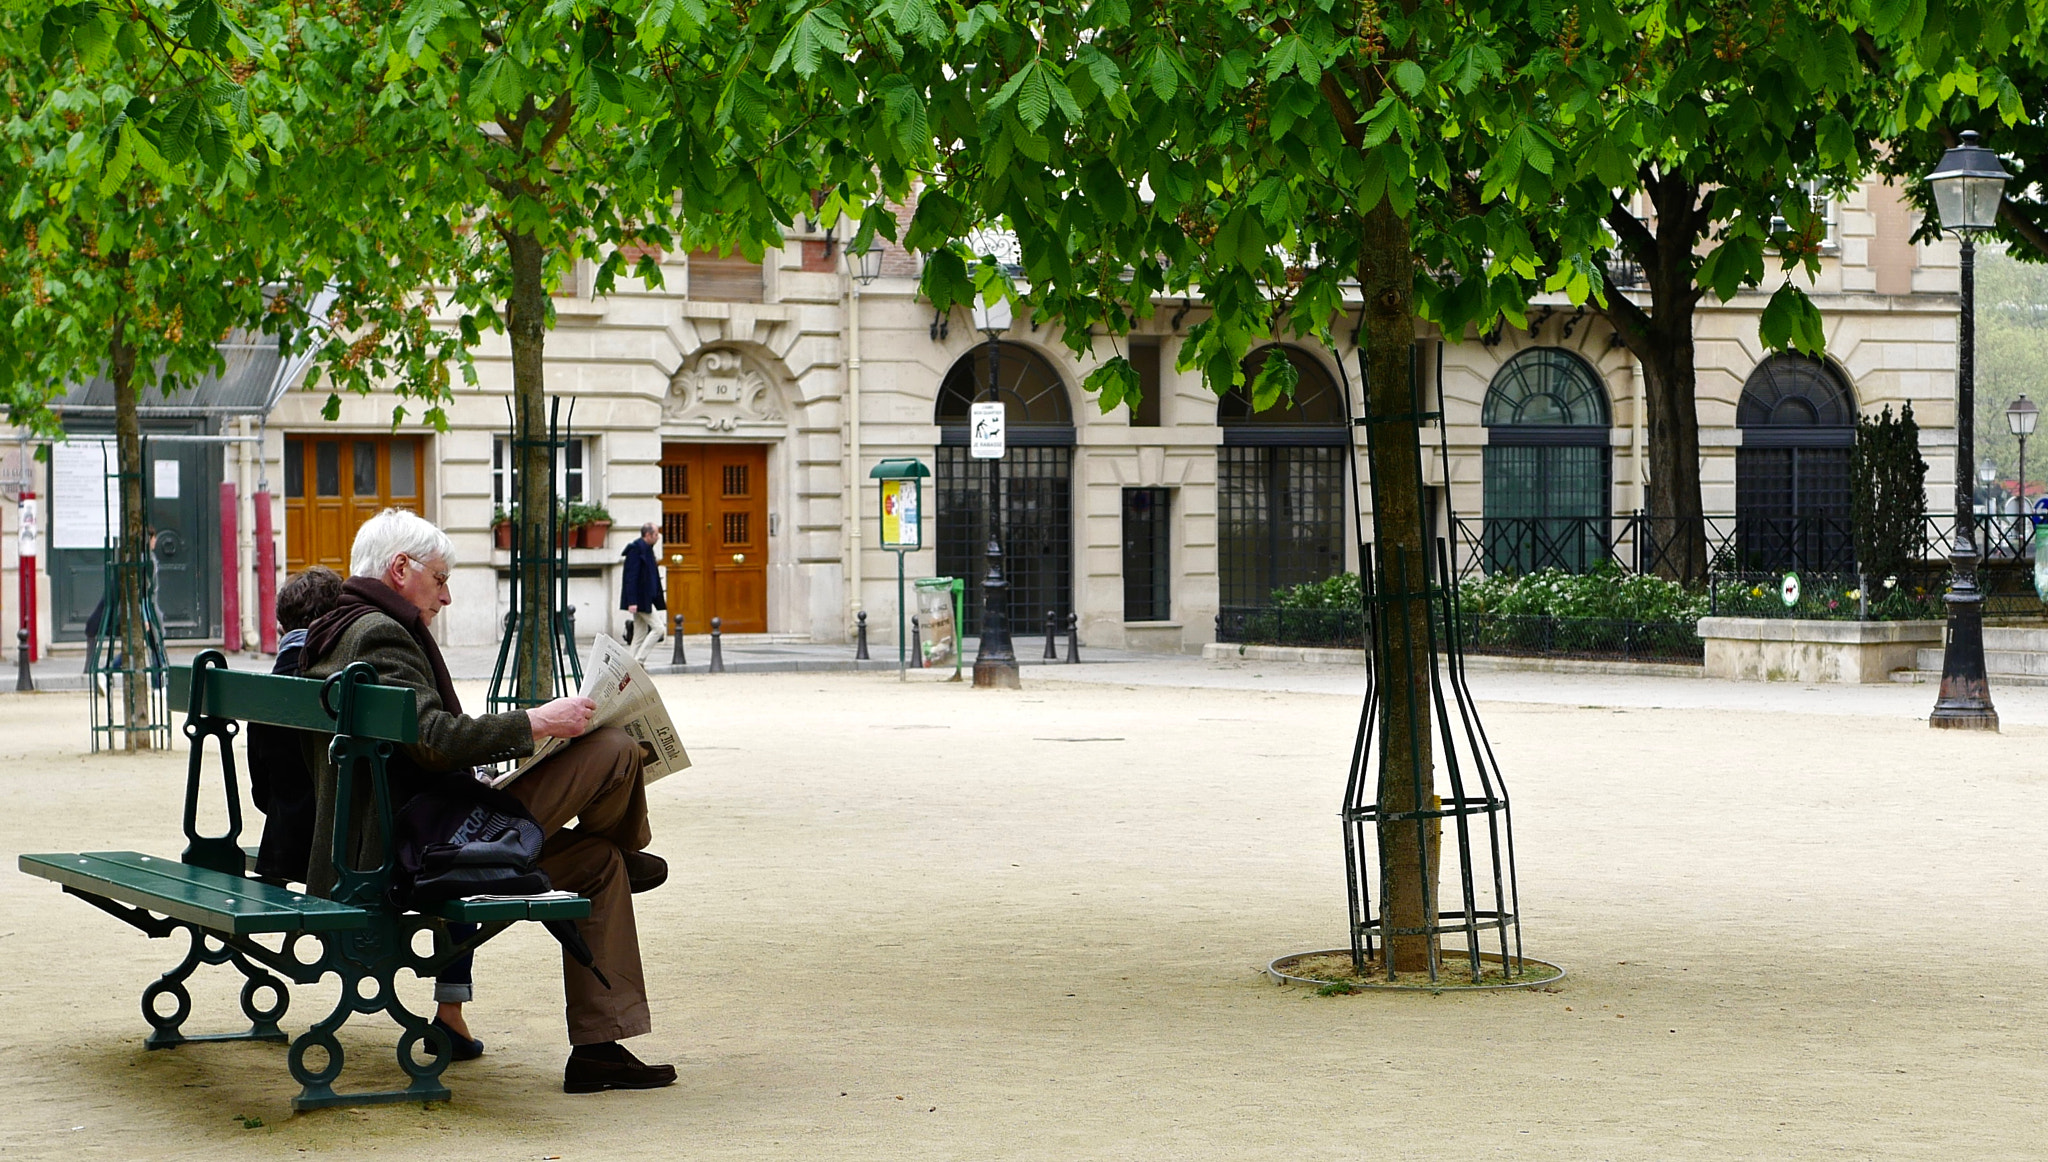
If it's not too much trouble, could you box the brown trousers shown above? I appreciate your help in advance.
[504,727,653,1046]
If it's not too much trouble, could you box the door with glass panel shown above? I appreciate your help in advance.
[283,435,424,573]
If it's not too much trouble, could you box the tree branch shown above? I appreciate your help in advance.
[1999,198,2048,262]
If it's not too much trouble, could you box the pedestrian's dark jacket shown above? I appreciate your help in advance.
[296,577,533,896]
[247,628,316,883]
[620,537,665,612]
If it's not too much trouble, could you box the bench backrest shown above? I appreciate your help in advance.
[170,651,419,889]
[168,664,418,743]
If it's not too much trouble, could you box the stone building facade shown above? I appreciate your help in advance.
[0,177,1964,656]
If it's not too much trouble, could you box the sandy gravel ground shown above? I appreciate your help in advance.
[0,670,2042,1161]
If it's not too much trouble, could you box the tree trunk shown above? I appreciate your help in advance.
[1601,172,1709,585]
[507,226,556,703]
[109,299,152,750]
[1357,197,1438,975]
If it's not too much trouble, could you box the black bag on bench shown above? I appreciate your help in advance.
[391,784,550,907]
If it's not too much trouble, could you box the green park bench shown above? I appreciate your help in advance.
[18,649,589,1110]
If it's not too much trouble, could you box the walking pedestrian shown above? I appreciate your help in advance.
[620,522,666,662]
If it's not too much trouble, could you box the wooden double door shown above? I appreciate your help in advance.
[659,443,768,634]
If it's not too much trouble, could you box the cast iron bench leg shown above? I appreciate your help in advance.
[141,925,292,1050]
[287,920,452,1111]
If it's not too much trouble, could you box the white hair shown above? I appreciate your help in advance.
[349,508,455,579]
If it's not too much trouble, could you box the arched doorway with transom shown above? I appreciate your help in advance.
[1734,353,1857,572]
[1216,344,1351,607]
[1480,346,1614,574]
[934,342,1076,635]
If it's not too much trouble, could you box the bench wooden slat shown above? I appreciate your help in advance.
[428,895,593,923]
[169,665,418,743]
[19,852,370,935]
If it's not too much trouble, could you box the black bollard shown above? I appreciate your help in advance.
[1065,613,1081,664]
[15,628,32,693]
[909,615,922,668]
[1043,610,1057,660]
[709,616,725,673]
[670,613,687,666]
[855,610,870,660]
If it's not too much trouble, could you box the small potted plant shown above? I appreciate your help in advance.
[574,502,614,548]
[491,505,517,550]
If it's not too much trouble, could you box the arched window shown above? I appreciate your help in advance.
[1216,344,1350,606]
[1217,345,1349,433]
[1480,348,1613,574]
[1735,354,1856,571]
[934,342,1074,635]
[936,342,1073,440]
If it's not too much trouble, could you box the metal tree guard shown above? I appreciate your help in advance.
[86,440,168,752]
[487,397,583,712]
[1338,342,1532,985]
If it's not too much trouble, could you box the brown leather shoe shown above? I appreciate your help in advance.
[564,1043,676,1094]
[623,850,668,894]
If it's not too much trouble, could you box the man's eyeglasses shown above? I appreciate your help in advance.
[403,555,451,587]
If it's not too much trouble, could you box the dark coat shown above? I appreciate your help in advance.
[620,537,665,612]
[247,637,316,883]
[297,612,534,896]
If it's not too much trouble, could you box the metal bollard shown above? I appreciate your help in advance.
[709,616,725,673]
[909,615,922,668]
[1065,613,1081,664]
[15,628,32,693]
[855,610,870,660]
[1043,610,1058,660]
[670,613,687,666]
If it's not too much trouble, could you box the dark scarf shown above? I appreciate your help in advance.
[302,576,461,715]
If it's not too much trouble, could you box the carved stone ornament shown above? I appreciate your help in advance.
[663,347,786,433]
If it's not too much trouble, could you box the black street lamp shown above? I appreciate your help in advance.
[1927,130,2011,731]
[969,295,1020,688]
[2006,396,2036,542]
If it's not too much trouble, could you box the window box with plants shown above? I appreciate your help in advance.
[566,502,613,548]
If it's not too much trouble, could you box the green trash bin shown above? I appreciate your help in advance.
[914,577,965,679]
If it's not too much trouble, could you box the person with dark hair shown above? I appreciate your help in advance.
[248,565,344,882]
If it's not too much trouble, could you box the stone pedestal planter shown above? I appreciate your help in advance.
[1697,617,1945,684]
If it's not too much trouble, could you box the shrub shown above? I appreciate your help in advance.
[1457,563,1708,626]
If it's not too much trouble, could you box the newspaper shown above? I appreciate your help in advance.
[492,634,691,790]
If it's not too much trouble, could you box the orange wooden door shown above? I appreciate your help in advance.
[659,443,768,634]
[284,435,423,573]
[659,444,705,630]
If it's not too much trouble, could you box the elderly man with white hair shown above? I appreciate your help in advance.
[298,508,674,1094]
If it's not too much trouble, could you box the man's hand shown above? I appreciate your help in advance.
[529,696,597,740]
[626,604,638,613]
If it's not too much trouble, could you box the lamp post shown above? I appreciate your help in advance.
[2007,396,2036,553]
[969,295,1020,688]
[1927,130,2011,731]
[843,237,883,649]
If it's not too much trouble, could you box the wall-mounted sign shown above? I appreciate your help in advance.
[969,401,1005,460]
[50,441,114,551]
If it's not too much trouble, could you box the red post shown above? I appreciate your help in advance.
[17,492,37,663]
[220,481,241,652]
[254,488,276,654]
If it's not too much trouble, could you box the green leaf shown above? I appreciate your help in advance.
[1248,346,1298,411]
[1759,283,1826,355]
[1391,60,1427,98]
[1084,357,1139,414]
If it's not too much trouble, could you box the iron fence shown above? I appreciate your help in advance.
[1453,511,2038,581]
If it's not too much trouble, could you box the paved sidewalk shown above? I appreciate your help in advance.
[5,633,1132,690]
